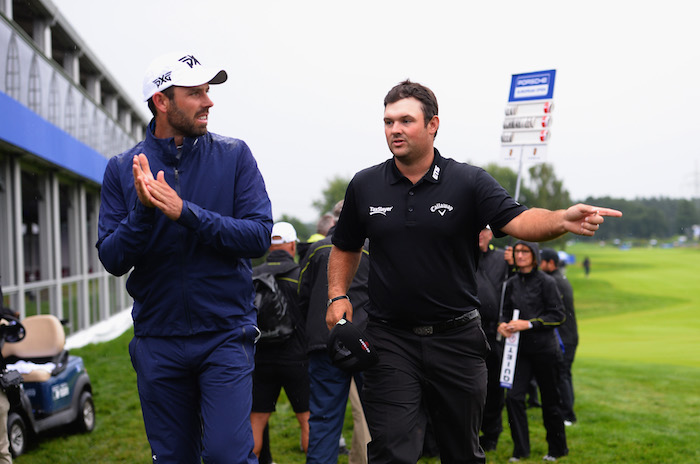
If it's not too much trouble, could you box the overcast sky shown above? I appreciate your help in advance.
[53,0,700,223]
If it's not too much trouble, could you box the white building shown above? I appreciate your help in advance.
[0,0,148,339]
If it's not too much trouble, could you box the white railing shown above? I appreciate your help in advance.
[0,13,143,157]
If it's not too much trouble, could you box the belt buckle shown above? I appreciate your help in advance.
[413,325,433,336]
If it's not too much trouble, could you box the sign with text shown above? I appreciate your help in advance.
[508,70,556,103]
[499,310,521,389]
[501,69,556,162]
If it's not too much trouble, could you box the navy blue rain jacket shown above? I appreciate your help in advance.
[97,122,272,336]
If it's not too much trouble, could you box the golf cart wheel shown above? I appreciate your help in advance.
[75,391,96,432]
[7,412,27,457]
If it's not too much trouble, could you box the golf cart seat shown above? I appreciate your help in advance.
[1,314,68,383]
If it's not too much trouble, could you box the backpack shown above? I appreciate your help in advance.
[252,272,295,344]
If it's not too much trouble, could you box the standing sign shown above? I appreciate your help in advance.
[500,70,556,201]
[501,69,556,160]
[499,309,521,389]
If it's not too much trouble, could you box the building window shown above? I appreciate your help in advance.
[28,54,42,115]
[48,71,59,126]
[65,86,76,136]
[79,97,90,145]
[103,117,112,155]
[0,156,14,301]
[85,190,99,274]
[91,107,100,150]
[5,34,21,100]
[58,182,74,278]
[21,169,42,284]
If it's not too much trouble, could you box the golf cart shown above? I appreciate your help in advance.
[1,314,95,457]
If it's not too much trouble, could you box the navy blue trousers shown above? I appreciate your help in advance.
[129,327,258,464]
[307,350,359,464]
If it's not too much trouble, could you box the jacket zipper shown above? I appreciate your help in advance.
[174,165,193,333]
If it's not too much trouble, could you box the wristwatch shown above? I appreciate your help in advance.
[326,295,350,308]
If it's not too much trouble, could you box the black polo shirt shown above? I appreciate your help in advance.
[333,148,526,326]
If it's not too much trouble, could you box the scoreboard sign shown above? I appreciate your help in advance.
[501,69,556,162]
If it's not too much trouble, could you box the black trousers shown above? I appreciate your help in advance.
[557,342,578,422]
[481,331,505,444]
[363,319,489,464]
[505,350,568,459]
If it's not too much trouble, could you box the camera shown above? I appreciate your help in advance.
[0,369,21,391]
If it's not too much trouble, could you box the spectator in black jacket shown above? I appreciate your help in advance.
[251,222,309,459]
[298,201,371,464]
[498,241,568,462]
[540,248,579,425]
[475,225,510,451]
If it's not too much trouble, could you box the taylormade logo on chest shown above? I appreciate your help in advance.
[369,206,393,216]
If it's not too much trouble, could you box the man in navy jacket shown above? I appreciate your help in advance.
[97,52,272,463]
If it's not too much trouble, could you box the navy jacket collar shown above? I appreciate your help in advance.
[145,119,204,165]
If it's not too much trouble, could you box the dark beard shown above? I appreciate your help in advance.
[166,105,207,138]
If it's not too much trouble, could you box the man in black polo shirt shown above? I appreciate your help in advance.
[326,80,621,464]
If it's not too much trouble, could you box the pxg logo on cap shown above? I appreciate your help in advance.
[327,319,378,372]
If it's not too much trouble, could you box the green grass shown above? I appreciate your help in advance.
[13,243,700,463]
[566,244,700,368]
[13,329,150,463]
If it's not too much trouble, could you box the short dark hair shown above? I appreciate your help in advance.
[384,80,439,136]
[147,86,175,117]
[540,248,560,266]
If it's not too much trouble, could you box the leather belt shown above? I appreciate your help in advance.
[412,309,480,336]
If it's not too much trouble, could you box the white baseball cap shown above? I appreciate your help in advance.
[142,52,227,101]
[271,222,298,245]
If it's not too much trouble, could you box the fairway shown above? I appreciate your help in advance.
[565,243,700,368]
[12,242,700,463]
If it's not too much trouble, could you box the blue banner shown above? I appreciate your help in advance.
[508,69,556,102]
[0,91,108,185]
